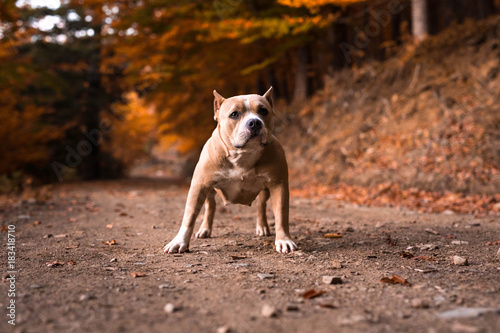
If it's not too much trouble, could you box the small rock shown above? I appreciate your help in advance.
[257,273,274,280]
[410,298,429,309]
[285,303,300,312]
[451,240,469,245]
[79,294,90,301]
[158,284,170,289]
[437,307,500,319]
[417,243,438,250]
[216,326,231,333]
[164,303,178,313]
[451,322,480,333]
[30,284,43,289]
[261,304,278,318]
[332,260,343,269]
[322,276,343,285]
[110,258,117,262]
[496,248,500,258]
[453,256,468,266]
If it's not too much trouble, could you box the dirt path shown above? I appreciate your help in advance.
[1,179,499,333]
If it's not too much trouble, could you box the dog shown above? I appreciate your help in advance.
[163,87,297,254]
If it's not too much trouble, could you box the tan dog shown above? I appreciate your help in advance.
[163,87,297,254]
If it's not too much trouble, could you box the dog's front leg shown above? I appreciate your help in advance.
[163,184,208,253]
[269,183,297,253]
[195,189,216,238]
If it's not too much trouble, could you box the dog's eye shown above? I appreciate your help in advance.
[229,111,239,119]
[258,108,269,116]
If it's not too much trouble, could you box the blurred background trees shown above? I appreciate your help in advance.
[0,0,498,188]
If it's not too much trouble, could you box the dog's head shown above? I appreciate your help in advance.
[213,87,274,149]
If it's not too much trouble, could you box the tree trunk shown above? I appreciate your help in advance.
[292,46,308,104]
[81,24,102,180]
[478,0,496,19]
[411,0,428,41]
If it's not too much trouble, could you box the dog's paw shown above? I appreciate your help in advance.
[163,239,189,254]
[195,228,211,238]
[256,224,271,236]
[275,238,297,254]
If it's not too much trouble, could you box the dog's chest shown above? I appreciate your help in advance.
[213,163,269,206]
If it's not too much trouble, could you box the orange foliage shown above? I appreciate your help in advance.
[279,0,367,9]
[106,92,158,169]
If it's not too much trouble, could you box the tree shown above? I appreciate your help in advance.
[411,0,428,41]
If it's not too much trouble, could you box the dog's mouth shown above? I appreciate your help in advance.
[233,130,267,149]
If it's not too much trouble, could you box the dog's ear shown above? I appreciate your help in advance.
[213,90,225,121]
[263,86,273,108]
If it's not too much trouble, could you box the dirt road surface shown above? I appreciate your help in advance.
[1,179,499,332]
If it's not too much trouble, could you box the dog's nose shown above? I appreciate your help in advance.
[246,119,262,131]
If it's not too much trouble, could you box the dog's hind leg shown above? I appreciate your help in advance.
[195,189,216,238]
[256,188,271,236]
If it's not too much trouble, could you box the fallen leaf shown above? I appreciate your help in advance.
[302,289,326,299]
[385,233,397,246]
[230,255,247,260]
[380,275,411,287]
[102,239,117,245]
[318,303,337,309]
[1,226,8,232]
[103,267,118,271]
[425,228,439,235]
[46,261,65,267]
[399,251,414,258]
[106,223,114,229]
[323,233,342,238]
[443,234,457,239]
[131,272,147,278]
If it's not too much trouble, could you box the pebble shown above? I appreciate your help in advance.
[216,326,231,333]
[451,240,469,245]
[453,256,468,266]
[332,260,343,269]
[410,298,429,309]
[164,303,178,313]
[110,258,117,262]
[261,304,278,318]
[417,243,439,250]
[257,273,274,280]
[437,307,499,319]
[79,294,90,301]
[158,284,170,289]
[451,323,480,333]
[496,248,500,258]
[322,276,343,285]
